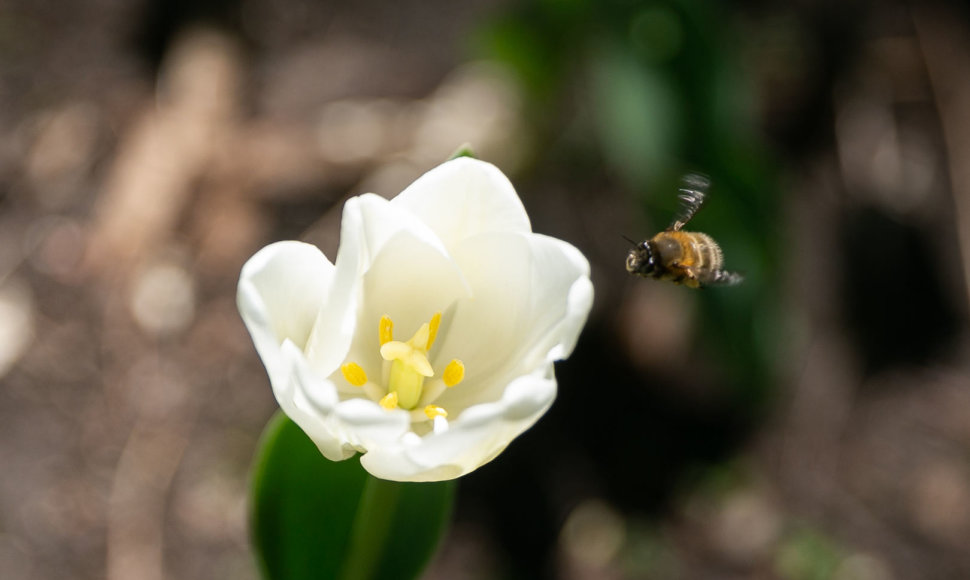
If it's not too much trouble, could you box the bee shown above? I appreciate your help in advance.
[625,173,742,288]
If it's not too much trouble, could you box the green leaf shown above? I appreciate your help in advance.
[588,42,681,188]
[250,411,457,580]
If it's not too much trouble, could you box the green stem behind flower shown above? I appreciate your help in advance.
[339,475,403,580]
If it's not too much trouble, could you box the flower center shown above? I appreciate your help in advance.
[339,312,465,423]
[380,314,436,410]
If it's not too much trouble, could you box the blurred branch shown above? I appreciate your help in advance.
[83,28,243,278]
[914,5,970,311]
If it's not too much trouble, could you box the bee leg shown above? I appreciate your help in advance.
[670,262,702,288]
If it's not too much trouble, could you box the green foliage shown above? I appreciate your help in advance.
[775,527,844,580]
[588,41,679,186]
[250,412,456,580]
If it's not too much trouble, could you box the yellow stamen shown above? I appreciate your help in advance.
[378,314,441,410]
[424,405,447,420]
[370,313,458,412]
[379,392,399,410]
[426,312,441,350]
[340,362,367,387]
[443,359,465,387]
[379,315,393,345]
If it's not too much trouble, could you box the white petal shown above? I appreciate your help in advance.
[279,340,357,461]
[334,398,411,450]
[360,229,469,342]
[283,340,411,463]
[304,193,455,375]
[358,371,556,482]
[500,365,557,421]
[237,241,333,394]
[430,232,532,407]
[355,193,451,265]
[303,197,366,376]
[544,273,594,362]
[289,340,339,412]
[360,452,466,482]
[515,234,594,366]
[392,157,532,248]
[287,307,411,461]
[432,231,592,411]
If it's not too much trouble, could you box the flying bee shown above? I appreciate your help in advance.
[625,173,742,288]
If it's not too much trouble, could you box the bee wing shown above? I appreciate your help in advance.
[668,173,710,231]
[696,269,743,287]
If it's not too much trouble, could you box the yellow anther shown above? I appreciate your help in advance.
[443,359,465,387]
[340,362,368,387]
[379,315,393,345]
[379,392,399,410]
[427,312,441,350]
[424,405,448,420]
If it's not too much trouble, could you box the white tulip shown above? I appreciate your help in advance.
[238,158,593,481]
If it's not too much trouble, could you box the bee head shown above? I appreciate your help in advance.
[625,240,656,276]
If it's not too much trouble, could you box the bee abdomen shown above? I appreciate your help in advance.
[685,232,724,271]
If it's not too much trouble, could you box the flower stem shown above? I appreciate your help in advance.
[339,474,403,580]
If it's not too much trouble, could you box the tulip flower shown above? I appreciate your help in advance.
[239,157,593,482]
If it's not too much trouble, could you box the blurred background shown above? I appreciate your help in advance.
[2,0,970,578]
